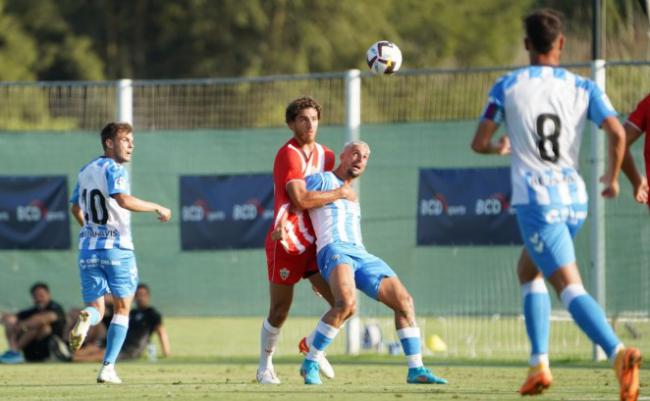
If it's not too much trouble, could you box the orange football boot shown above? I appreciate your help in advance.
[518,364,552,396]
[614,347,642,401]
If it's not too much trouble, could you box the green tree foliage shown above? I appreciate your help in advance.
[0,0,647,81]
[0,0,37,81]
[5,0,104,80]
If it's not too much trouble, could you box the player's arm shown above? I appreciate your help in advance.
[599,116,626,198]
[621,121,648,203]
[69,183,84,226]
[471,119,510,155]
[111,194,172,222]
[286,179,356,211]
[70,204,84,226]
[154,324,171,357]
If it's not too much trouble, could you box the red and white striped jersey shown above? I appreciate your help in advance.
[269,138,335,254]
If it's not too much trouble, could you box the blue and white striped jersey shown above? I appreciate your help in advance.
[305,172,363,252]
[70,157,133,250]
[481,65,617,206]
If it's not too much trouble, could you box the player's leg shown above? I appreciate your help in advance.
[97,249,137,384]
[516,248,552,395]
[258,282,294,384]
[71,249,109,352]
[302,261,357,385]
[374,272,446,385]
[258,239,300,384]
[301,269,337,379]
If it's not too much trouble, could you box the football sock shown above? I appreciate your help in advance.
[83,306,101,326]
[397,326,423,369]
[259,319,280,371]
[561,284,621,358]
[103,314,129,365]
[521,278,550,366]
[306,320,339,362]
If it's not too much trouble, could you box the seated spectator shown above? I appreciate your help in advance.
[70,284,170,362]
[0,282,69,363]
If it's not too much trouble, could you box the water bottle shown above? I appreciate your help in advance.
[147,342,157,362]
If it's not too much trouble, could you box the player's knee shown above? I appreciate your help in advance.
[268,307,290,326]
[334,298,357,319]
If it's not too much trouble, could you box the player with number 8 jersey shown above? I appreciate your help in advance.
[69,122,171,385]
[472,9,642,401]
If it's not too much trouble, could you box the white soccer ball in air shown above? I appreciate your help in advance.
[366,41,403,75]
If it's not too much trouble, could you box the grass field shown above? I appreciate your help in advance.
[0,317,647,401]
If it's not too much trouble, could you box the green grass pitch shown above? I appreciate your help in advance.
[0,317,647,401]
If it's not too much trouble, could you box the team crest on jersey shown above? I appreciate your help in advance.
[279,268,290,280]
[114,176,127,190]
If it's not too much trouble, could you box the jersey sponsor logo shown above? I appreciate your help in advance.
[279,267,290,281]
[16,200,66,222]
[181,199,226,222]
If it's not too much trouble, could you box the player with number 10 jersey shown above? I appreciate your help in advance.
[69,122,171,385]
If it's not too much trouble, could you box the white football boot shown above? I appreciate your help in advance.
[256,367,281,384]
[69,310,91,352]
[97,363,123,384]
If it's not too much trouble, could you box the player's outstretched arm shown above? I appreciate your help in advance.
[471,120,510,155]
[286,180,356,211]
[111,193,172,222]
[70,204,84,226]
[620,122,649,203]
[599,116,626,198]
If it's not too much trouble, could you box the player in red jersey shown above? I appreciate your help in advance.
[622,93,650,206]
[257,97,355,384]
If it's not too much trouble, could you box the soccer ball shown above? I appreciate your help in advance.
[366,41,402,75]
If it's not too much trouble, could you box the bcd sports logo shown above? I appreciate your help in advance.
[233,198,274,221]
[474,193,513,216]
[420,194,466,216]
[16,200,66,222]
[182,199,226,222]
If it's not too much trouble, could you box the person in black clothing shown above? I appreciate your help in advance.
[70,284,170,362]
[0,283,68,363]
[120,283,170,359]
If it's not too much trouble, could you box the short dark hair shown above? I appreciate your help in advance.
[137,283,150,293]
[524,9,564,54]
[100,122,133,151]
[285,97,321,124]
[30,282,49,295]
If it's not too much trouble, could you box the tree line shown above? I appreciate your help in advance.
[0,0,647,82]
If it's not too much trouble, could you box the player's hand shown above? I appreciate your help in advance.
[494,135,511,155]
[599,175,620,198]
[156,206,172,222]
[633,176,649,204]
[340,183,358,202]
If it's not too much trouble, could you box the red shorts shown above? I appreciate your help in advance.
[265,234,318,285]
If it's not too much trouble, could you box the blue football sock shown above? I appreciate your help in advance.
[522,280,550,360]
[306,320,339,361]
[103,314,129,365]
[561,284,620,357]
[397,327,423,368]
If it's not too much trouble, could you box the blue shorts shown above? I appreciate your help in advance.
[515,203,587,277]
[78,249,138,303]
[317,242,396,300]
